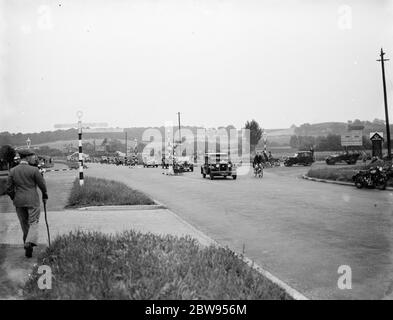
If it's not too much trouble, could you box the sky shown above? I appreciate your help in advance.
[1,0,393,133]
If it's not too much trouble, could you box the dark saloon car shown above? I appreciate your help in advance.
[325,152,360,165]
[201,153,236,180]
[284,151,314,167]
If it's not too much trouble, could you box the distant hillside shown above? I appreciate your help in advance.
[0,120,389,149]
[0,126,216,148]
[294,120,389,137]
[265,127,295,136]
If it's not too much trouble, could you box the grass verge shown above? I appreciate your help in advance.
[66,176,154,208]
[307,166,365,182]
[23,230,291,300]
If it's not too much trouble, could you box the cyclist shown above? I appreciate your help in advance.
[253,152,264,176]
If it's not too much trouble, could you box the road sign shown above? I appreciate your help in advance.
[341,130,363,147]
[370,132,384,140]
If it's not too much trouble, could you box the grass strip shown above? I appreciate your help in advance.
[66,176,154,208]
[24,230,291,300]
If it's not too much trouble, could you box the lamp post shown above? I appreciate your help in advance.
[26,137,31,149]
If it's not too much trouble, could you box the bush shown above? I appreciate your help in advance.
[23,231,291,300]
[66,176,154,208]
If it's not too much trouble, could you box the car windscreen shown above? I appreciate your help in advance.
[209,155,229,162]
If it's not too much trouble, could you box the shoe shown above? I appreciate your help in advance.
[24,243,33,258]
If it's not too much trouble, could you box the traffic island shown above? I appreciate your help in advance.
[306,166,362,183]
[66,176,155,208]
[23,230,292,300]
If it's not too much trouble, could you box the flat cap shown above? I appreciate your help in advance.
[18,149,36,158]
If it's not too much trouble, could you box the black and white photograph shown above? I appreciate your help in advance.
[0,0,393,307]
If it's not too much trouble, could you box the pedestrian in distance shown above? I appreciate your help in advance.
[6,149,48,258]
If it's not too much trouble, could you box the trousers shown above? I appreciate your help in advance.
[15,207,40,245]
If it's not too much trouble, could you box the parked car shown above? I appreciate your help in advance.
[284,151,314,167]
[201,153,236,180]
[143,157,159,168]
[326,152,360,165]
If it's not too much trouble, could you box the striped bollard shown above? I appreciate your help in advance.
[78,120,84,186]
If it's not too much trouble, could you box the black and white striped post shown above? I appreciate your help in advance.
[54,114,110,187]
[77,111,84,186]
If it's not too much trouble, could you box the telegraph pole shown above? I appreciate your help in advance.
[177,112,181,156]
[125,131,128,158]
[377,48,391,159]
[177,112,181,142]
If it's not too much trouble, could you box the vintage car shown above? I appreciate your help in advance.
[201,153,236,180]
[284,151,314,167]
[143,156,159,168]
[176,156,194,172]
[325,152,360,165]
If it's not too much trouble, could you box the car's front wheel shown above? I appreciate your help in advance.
[232,175,237,180]
[210,174,214,180]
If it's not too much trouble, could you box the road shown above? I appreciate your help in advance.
[85,163,393,300]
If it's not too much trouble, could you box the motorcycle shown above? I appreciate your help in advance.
[254,164,263,178]
[352,166,388,190]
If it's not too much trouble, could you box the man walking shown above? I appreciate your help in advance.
[6,149,48,258]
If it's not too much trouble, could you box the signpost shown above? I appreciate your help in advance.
[26,137,31,149]
[54,111,109,186]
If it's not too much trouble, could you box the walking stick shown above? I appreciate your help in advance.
[43,200,51,247]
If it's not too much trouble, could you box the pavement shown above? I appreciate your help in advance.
[1,161,393,300]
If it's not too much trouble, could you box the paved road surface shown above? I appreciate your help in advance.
[85,163,393,300]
